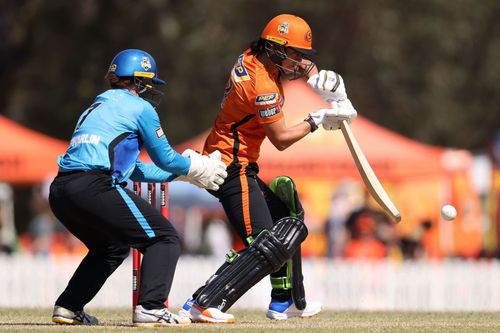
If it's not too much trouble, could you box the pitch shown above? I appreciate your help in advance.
[0,308,499,332]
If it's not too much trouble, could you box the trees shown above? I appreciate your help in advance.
[1,0,499,149]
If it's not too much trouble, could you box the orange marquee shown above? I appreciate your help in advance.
[0,115,67,184]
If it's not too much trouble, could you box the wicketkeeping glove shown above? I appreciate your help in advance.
[307,69,348,103]
[177,149,227,191]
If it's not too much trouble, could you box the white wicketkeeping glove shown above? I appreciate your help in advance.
[176,149,228,191]
[307,69,347,102]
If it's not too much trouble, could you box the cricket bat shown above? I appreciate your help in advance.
[340,120,402,223]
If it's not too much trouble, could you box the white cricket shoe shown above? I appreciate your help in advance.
[52,305,98,325]
[178,297,194,319]
[133,305,191,326]
[266,298,322,320]
[189,303,235,324]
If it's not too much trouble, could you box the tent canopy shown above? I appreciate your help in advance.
[0,115,67,184]
[175,80,455,182]
[172,80,480,257]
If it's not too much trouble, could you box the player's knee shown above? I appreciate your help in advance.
[110,246,130,260]
[269,176,305,221]
[152,233,181,254]
[271,216,308,254]
[96,244,130,271]
[235,217,307,270]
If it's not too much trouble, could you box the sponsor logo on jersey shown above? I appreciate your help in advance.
[232,54,250,82]
[278,22,289,35]
[141,57,152,71]
[255,93,279,106]
[70,134,101,147]
[258,106,280,118]
[155,127,164,138]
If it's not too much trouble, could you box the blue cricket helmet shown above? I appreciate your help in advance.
[107,49,165,85]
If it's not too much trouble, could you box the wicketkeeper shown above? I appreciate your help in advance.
[49,49,227,327]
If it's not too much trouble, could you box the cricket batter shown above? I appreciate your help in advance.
[178,14,357,323]
[49,49,227,327]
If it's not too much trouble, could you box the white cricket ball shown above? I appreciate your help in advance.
[441,204,457,221]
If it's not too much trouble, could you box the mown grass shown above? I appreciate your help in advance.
[1,308,499,333]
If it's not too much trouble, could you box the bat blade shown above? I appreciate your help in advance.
[340,120,401,223]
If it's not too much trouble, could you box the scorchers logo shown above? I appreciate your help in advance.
[278,22,289,34]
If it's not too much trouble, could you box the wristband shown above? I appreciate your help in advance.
[304,115,318,133]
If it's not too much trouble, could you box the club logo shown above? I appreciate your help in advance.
[141,57,152,71]
[278,22,289,35]
[109,64,117,72]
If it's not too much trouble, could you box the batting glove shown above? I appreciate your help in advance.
[307,70,348,103]
[323,99,357,130]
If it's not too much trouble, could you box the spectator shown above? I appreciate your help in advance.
[343,209,386,259]
[399,220,432,260]
[324,181,365,258]
[28,187,62,256]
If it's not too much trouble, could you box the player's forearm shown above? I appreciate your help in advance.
[148,145,190,176]
[269,121,311,151]
[130,160,177,183]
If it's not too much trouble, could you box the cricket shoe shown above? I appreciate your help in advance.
[178,297,194,319]
[133,305,191,327]
[52,305,98,325]
[266,298,322,320]
[189,303,235,323]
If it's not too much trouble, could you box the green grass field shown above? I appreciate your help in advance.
[1,308,499,333]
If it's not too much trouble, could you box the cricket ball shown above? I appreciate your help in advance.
[441,204,457,221]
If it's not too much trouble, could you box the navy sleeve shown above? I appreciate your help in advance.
[130,160,178,183]
[136,105,190,176]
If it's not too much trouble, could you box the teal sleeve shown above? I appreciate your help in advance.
[130,160,178,183]
[136,105,190,176]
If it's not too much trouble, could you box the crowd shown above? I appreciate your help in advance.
[0,182,439,260]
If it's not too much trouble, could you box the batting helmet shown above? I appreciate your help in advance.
[261,14,317,56]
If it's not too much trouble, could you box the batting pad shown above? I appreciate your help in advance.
[195,217,307,311]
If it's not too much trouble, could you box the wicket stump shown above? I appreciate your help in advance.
[132,182,169,315]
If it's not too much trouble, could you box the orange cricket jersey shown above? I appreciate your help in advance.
[203,48,284,166]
